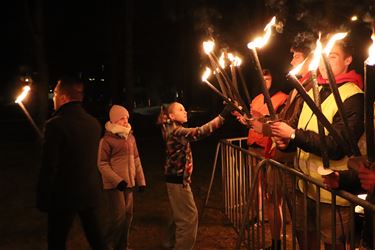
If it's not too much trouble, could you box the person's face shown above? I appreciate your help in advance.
[169,103,187,123]
[290,51,305,68]
[114,116,129,127]
[263,75,272,90]
[290,51,311,77]
[319,43,352,80]
[53,82,66,111]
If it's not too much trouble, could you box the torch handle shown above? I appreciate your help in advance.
[364,63,375,162]
[238,66,252,105]
[250,48,276,119]
[18,102,43,139]
[311,72,330,168]
[211,53,235,98]
[287,74,352,156]
[322,54,361,156]
[205,80,245,115]
[230,66,250,116]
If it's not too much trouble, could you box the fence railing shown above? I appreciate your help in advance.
[202,137,375,250]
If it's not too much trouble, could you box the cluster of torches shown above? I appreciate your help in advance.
[15,16,375,173]
[200,16,375,174]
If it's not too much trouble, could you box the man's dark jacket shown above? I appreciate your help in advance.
[37,102,103,211]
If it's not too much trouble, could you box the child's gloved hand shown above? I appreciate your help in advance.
[138,185,146,193]
[116,180,127,191]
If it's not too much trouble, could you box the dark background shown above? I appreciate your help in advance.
[0,0,373,140]
[0,1,374,249]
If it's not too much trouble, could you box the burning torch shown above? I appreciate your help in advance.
[308,35,332,175]
[202,67,245,115]
[15,85,43,139]
[247,16,277,119]
[286,56,352,158]
[321,32,361,157]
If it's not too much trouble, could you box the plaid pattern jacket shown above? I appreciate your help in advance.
[161,115,224,185]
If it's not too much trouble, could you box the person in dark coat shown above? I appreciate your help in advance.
[37,76,107,250]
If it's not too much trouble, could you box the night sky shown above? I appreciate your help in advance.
[1,0,374,109]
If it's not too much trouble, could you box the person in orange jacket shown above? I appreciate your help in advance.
[247,69,288,155]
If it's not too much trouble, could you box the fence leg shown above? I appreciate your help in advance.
[200,142,221,221]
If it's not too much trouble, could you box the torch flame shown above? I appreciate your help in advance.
[228,53,242,67]
[289,58,307,76]
[203,40,215,55]
[15,85,31,104]
[234,56,242,66]
[228,53,234,62]
[219,53,226,69]
[202,67,212,82]
[308,34,323,71]
[247,16,276,49]
[365,34,375,66]
[323,32,347,55]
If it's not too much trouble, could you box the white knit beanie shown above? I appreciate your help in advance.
[109,105,129,123]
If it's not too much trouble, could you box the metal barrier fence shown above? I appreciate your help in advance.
[203,137,375,250]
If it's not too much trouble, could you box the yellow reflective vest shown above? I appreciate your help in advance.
[297,82,363,205]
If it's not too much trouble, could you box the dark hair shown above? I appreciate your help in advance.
[290,32,317,57]
[262,69,271,76]
[57,76,84,101]
[334,38,354,58]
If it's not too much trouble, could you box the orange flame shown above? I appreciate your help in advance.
[15,86,31,104]
[228,53,242,66]
[366,34,375,66]
[203,40,215,54]
[323,32,347,55]
[308,34,323,71]
[219,52,226,69]
[289,58,307,76]
[202,67,212,82]
[247,16,276,49]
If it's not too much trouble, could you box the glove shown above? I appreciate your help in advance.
[220,104,235,120]
[116,180,127,191]
[138,185,146,193]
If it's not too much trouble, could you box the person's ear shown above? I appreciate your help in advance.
[344,55,352,66]
[168,113,175,121]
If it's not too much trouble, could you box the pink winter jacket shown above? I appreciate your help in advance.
[98,131,146,189]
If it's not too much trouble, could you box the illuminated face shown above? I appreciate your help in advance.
[169,102,187,123]
[290,51,305,67]
[53,82,65,111]
[114,116,129,127]
[291,51,311,77]
[263,75,272,90]
[319,43,352,80]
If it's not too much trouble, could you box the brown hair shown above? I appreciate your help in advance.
[262,69,271,76]
[57,76,84,101]
[290,32,317,58]
[157,102,179,124]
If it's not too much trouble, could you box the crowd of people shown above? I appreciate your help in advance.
[35,30,374,250]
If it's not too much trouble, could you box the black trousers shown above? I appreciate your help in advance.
[47,207,107,250]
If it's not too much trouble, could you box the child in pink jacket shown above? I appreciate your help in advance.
[98,105,146,250]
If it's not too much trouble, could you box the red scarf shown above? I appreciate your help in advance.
[317,70,363,89]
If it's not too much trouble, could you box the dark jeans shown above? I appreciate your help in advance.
[47,207,106,250]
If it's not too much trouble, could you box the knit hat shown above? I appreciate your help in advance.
[109,105,129,123]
